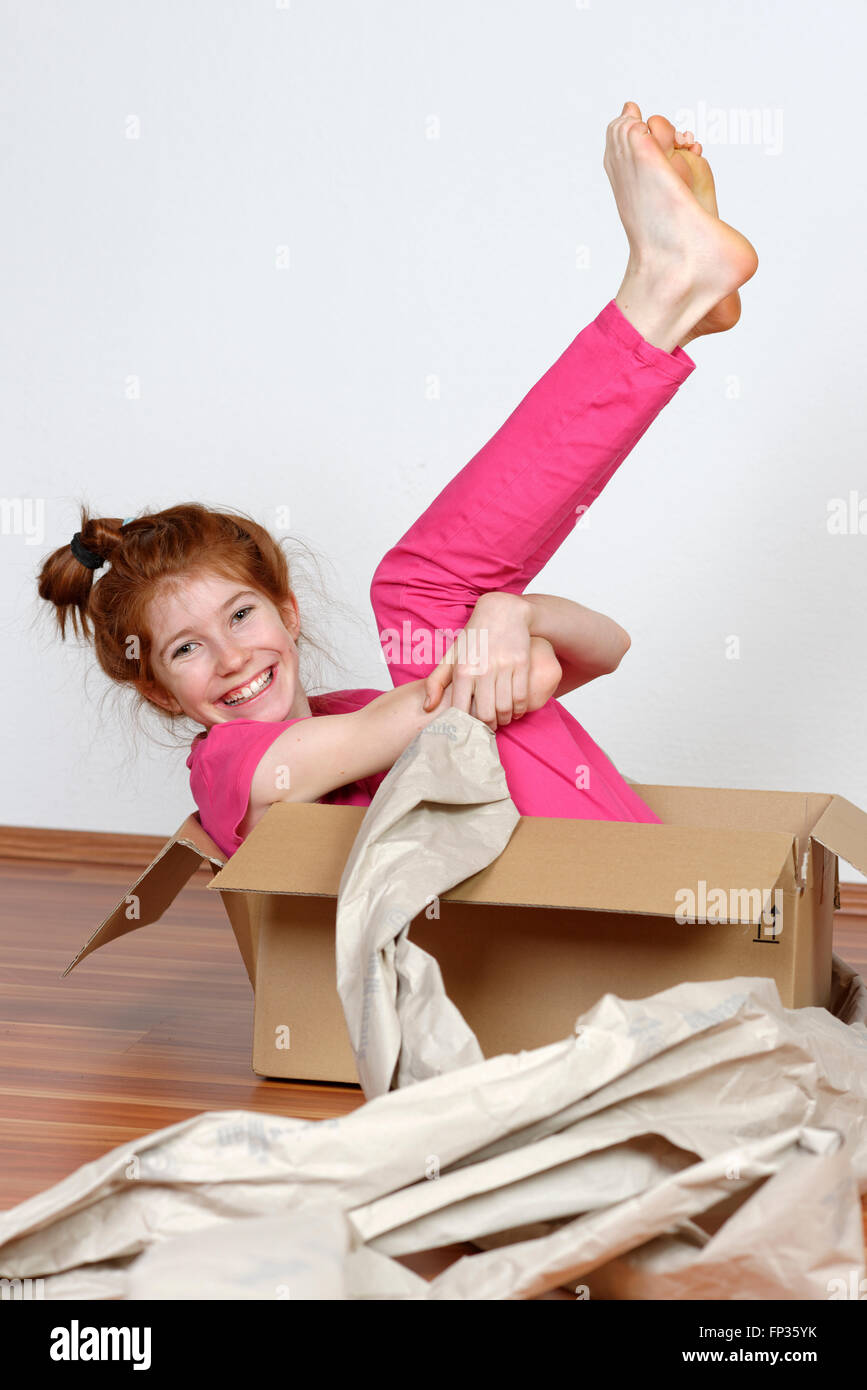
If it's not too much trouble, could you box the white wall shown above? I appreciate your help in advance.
[4,0,866,881]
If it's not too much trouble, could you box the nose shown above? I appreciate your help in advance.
[214,639,250,675]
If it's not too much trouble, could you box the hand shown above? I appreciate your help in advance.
[422,592,562,731]
[526,634,563,710]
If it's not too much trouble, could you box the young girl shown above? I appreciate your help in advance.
[38,102,757,861]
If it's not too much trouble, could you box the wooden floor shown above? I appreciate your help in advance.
[1,851,865,1299]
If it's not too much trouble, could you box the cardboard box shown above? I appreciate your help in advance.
[63,783,867,1086]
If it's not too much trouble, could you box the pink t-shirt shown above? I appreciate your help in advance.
[186,688,388,859]
[187,301,694,861]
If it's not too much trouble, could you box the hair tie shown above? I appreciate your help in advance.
[70,515,136,570]
[70,532,105,570]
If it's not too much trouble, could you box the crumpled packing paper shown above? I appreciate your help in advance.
[335,712,519,1097]
[1,709,865,1299]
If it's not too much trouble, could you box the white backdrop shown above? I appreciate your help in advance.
[3,0,865,881]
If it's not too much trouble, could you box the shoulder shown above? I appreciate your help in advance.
[187,718,304,781]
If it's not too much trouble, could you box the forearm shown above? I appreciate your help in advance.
[520,591,631,694]
[257,678,455,807]
[359,677,455,774]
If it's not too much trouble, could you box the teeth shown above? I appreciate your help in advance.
[223,667,273,705]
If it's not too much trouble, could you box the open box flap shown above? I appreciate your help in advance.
[209,803,799,924]
[808,794,867,880]
[61,812,226,977]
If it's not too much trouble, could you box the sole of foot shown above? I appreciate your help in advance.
[646,113,750,338]
[611,101,759,345]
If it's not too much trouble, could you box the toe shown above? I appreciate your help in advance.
[668,148,694,188]
[625,118,649,144]
[626,118,665,158]
[647,114,677,155]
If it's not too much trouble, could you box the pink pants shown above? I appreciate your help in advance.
[369,299,696,822]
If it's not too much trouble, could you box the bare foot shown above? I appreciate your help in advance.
[604,101,759,353]
[646,113,742,343]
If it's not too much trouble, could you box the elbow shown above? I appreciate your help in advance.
[610,630,631,671]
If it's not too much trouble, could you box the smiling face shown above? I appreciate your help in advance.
[141,570,312,730]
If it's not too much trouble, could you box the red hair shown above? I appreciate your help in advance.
[37,501,347,739]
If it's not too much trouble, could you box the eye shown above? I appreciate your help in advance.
[171,605,255,660]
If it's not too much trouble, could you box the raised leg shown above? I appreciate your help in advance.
[370,100,759,684]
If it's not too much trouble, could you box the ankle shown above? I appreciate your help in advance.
[614,286,692,354]
[615,263,715,354]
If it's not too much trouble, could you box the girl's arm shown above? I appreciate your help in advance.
[247,679,456,811]
[421,589,627,716]
[521,591,631,696]
[245,638,554,819]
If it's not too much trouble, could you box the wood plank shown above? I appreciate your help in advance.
[0,825,195,869]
